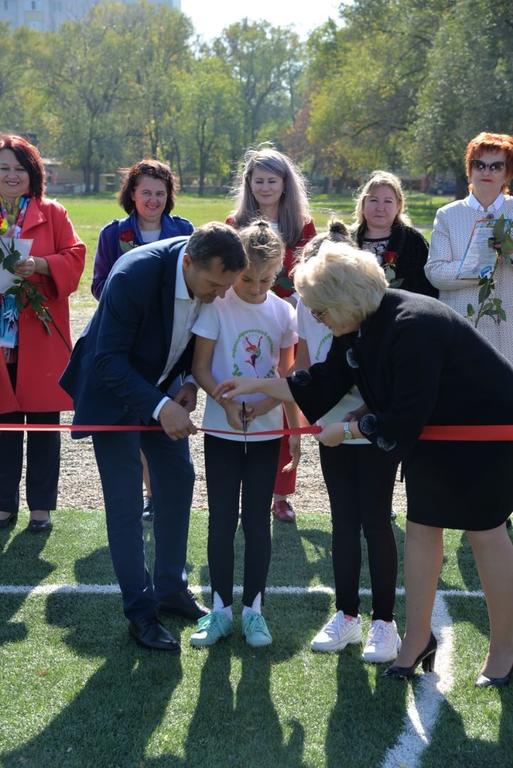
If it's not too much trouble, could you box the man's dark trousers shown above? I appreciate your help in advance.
[92,427,195,621]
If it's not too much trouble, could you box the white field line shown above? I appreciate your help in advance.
[0,584,483,597]
[381,593,454,768]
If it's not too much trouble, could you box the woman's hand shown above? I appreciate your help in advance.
[14,256,36,278]
[213,376,260,402]
[282,434,301,471]
[342,405,369,422]
[316,422,345,447]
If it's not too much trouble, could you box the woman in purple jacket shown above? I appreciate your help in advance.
[92,159,193,300]
[91,159,193,519]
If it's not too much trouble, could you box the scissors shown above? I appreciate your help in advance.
[241,401,249,454]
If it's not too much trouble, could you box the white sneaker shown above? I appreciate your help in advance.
[362,619,401,663]
[311,612,362,652]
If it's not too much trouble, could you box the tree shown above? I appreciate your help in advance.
[213,19,304,147]
[38,3,133,192]
[120,1,194,160]
[178,57,242,195]
[305,1,449,179]
[410,0,513,195]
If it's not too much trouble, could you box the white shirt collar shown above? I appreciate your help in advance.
[175,244,193,300]
[467,191,505,213]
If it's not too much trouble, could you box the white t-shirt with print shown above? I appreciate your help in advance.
[193,288,298,442]
[297,299,368,442]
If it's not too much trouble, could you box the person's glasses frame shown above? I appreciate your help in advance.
[310,307,329,322]
[471,159,506,173]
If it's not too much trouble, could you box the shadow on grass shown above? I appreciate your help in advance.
[178,645,309,768]
[325,648,409,767]
[422,598,513,767]
[1,548,183,768]
[0,524,54,646]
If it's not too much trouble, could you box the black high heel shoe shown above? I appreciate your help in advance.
[0,511,18,529]
[475,663,513,688]
[384,632,437,680]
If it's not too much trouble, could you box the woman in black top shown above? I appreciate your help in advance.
[214,241,513,688]
[352,170,438,297]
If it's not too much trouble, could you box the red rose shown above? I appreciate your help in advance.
[119,229,135,243]
[382,250,398,265]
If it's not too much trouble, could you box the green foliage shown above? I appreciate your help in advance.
[410,0,513,178]
[213,19,304,147]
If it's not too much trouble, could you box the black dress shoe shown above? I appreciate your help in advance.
[384,632,438,680]
[26,514,52,533]
[142,496,154,523]
[159,588,208,621]
[129,617,180,652]
[0,511,18,529]
[475,663,513,688]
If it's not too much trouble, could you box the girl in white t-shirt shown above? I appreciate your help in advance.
[190,220,300,648]
[296,221,401,665]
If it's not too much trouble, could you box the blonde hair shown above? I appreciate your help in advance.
[238,219,284,271]
[294,241,387,327]
[353,170,411,228]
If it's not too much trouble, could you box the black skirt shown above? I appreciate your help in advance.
[404,440,513,530]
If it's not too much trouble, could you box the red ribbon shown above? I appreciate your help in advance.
[1,423,513,440]
[0,423,321,436]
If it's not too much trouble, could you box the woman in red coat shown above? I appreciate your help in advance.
[227,146,316,523]
[0,134,85,532]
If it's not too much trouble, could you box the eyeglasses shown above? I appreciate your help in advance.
[310,307,329,322]
[471,159,506,173]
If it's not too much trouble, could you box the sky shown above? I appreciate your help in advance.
[180,0,342,41]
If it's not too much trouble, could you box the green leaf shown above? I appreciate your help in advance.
[466,303,475,317]
[493,214,505,240]
[478,283,491,303]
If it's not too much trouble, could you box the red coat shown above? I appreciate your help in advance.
[0,198,85,414]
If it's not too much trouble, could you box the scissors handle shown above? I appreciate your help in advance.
[241,401,248,454]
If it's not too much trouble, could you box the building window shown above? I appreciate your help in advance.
[31,1,36,8]
[3,0,8,9]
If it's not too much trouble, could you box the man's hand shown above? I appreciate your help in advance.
[159,399,198,440]
[174,382,197,413]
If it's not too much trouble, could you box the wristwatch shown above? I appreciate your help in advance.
[342,421,353,441]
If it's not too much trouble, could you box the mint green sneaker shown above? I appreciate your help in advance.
[190,611,233,647]
[242,609,272,647]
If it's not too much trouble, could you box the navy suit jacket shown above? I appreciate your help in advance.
[60,236,194,435]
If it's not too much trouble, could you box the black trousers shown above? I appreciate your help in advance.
[0,409,60,514]
[204,434,281,608]
[319,442,399,621]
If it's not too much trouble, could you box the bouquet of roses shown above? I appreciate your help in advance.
[466,215,513,328]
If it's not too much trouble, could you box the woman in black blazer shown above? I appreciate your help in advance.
[352,170,438,298]
[214,241,513,688]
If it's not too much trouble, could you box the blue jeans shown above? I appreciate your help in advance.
[93,428,195,621]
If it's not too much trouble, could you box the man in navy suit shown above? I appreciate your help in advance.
[61,223,247,651]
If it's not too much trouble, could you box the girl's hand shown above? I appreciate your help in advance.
[221,399,245,432]
[283,435,301,471]
[213,376,259,402]
[246,397,276,419]
[316,423,344,447]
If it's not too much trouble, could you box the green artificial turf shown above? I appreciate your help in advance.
[0,510,511,768]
